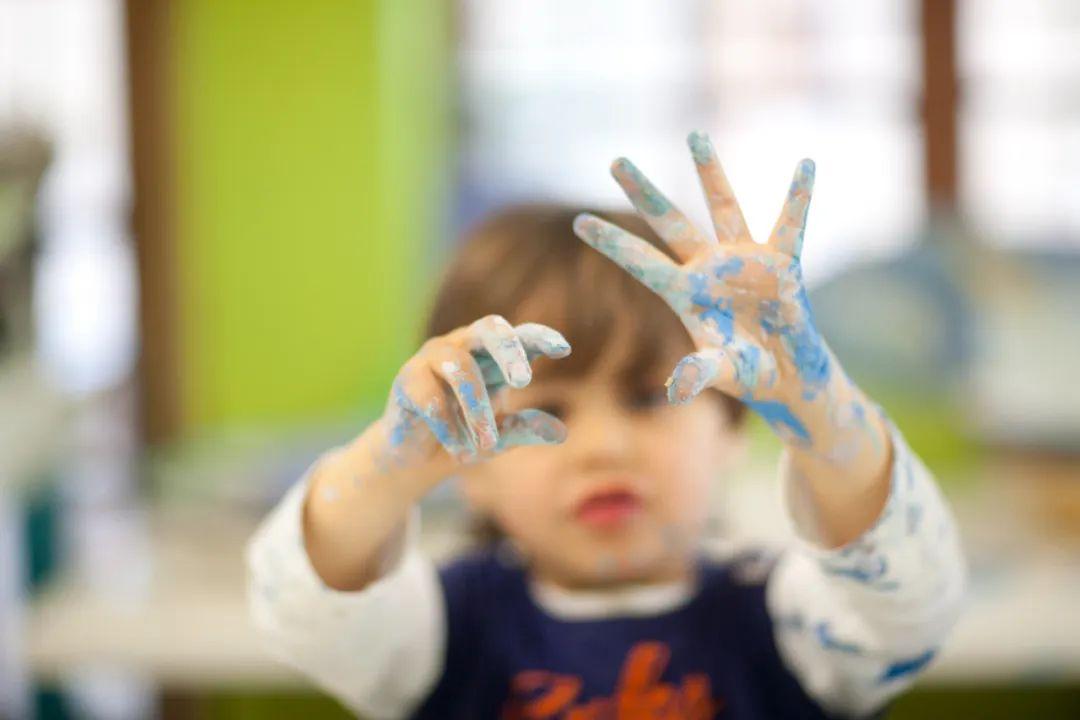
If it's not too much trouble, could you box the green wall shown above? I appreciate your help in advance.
[173,0,448,432]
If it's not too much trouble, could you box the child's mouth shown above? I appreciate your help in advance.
[574,489,643,529]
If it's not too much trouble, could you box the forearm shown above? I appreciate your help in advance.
[785,370,893,548]
[769,421,967,716]
[246,467,445,717]
[304,417,452,591]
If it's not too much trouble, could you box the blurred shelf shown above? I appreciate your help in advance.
[24,504,468,690]
[0,354,68,492]
[24,492,1080,690]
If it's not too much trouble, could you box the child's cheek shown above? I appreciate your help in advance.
[488,452,563,540]
[645,405,728,525]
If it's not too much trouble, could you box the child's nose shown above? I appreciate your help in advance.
[563,401,636,470]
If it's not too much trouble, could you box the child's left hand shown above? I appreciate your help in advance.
[573,132,885,464]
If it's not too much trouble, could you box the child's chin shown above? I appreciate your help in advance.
[576,538,673,585]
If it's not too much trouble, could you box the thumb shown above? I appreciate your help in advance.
[666,348,734,405]
[667,337,777,405]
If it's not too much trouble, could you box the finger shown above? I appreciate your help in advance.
[666,338,778,405]
[513,323,572,362]
[572,213,684,303]
[468,314,532,389]
[768,158,816,260]
[429,345,499,451]
[447,321,570,390]
[665,349,735,405]
[494,409,567,451]
[687,131,751,244]
[610,157,715,260]
[390,369,476,461]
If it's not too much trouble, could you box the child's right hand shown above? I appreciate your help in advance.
[302,315,571,590]
[376,314,572,478]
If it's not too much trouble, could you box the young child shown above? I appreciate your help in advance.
[247,132,965,719]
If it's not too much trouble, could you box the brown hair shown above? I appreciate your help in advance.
[424,203,746,422]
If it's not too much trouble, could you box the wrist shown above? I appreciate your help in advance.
[785,383,891,491]
[331,418,448,507]
[783,371,888,463]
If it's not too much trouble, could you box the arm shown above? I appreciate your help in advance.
[247,316,571,716]
[246,468,444,719]
[767,419,965,716]
[573,131,965,715]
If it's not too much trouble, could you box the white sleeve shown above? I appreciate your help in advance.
[245,466,445,720]
[766,420,967,718]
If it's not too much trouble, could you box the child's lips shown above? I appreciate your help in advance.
[574,489,643,529]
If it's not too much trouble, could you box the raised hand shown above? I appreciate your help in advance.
[573,132,881,462]
[380,314,572,473]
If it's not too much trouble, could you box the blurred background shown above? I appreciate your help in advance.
[1,0,1078,717]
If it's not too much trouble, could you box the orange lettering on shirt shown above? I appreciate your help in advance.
[501,641,723,719]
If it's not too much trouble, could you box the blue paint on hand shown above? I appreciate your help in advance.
[687,130,714,165]
[613,158,672,216]
[689,273,735,342]
[782,285,831,396]
[712,256,744,281]
[742,396,810,443]
[459,381,481,411]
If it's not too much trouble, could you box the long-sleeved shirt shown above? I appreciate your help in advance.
[246,421,965,719]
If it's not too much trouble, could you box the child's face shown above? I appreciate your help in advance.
[460,319,745,589]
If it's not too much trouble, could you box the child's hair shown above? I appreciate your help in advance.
[423,203,747,544]
[425,203,746,424]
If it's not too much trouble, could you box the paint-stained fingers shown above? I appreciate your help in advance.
[389,367,476,461]
[447,320,570,390]
[466,314,532,389]
[428,344,500,452]
[513,322,572,364]
[768,158,816,260]
[494,409,567,452]
[687,131,752,244]
[666,339,778,405]
[610,157,716,260]
[573,213,685,303]
[666,349,737,405]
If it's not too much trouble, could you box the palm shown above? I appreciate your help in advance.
[573,133,832,440]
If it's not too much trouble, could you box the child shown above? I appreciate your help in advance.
[247,132,965,719]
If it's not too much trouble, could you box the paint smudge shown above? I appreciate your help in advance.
[815,622,864,655]
[879,649,937,683]
[742,396,810,444]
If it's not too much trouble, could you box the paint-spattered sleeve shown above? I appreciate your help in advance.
[245,465,444,720]
[765,420,967,718]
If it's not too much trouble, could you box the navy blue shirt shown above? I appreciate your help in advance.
[411,550,851,719]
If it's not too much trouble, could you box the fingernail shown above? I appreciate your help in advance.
[507,360,532,388]
[610,156,633,175]
[667,377,694,405]
[538,419,568,444]
[572,214,597,240]
[687,131,713,164]
[539,329,572,357]
[667,356,712,404]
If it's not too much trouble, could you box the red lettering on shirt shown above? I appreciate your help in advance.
[501,641,723,719]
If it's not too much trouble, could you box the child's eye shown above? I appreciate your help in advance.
[626,387,668,411]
